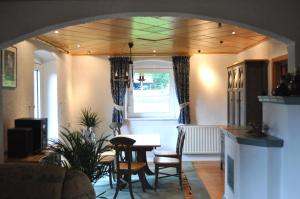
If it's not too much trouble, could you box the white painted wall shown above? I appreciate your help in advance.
[71,55,112,135]
[2,41,35,154]
[190,54,235,125]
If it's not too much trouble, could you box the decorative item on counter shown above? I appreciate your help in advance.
[289,69,300,96]
[272,75,291,96]
[261,124,269,134]
[247,122,268,137]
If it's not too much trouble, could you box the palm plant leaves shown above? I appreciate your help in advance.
[79,107,101,128]
[49,127,111,183]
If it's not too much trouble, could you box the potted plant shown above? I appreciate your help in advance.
[49,127,110,183]
[79,107,101,142]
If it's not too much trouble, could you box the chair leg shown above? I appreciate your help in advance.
[112,162,116,182]
[108,163,113,189]
[178,166,183,190]
[113,173,120,199]
[127,174,135,199]
[154,165,159,192]
[137,169,146,192]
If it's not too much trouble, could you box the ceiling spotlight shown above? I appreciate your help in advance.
[153,50,156,53]
[220,40,224,44]
[218,23,222,28]
[54,30,59,34]
[77,44,81,48]
[232,31,236,35]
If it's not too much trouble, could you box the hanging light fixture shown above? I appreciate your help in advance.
[128,42,146,84]
[128,42,134,88]
[113,42,133,88]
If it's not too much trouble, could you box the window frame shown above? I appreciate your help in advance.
[126,59,178,119]
[34,63,41,118]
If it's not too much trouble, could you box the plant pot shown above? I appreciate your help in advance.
[272,82,290,96]
[290,73,300,95]
[84,127,96,143]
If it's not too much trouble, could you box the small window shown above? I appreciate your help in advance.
[34,65,41,118]
[127,60,178,119]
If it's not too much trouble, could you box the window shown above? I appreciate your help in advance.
[127,60,178,119]
[34,65,41,118]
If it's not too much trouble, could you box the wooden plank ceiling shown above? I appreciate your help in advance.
[36,16,267,56]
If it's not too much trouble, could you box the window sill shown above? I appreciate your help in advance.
[126,117,177,121]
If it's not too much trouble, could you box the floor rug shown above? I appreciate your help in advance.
[94,162,210,199]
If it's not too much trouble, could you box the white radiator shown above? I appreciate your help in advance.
[181,125,221,154]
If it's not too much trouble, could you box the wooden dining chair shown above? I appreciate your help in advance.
[109,122,122,136]
[98,122,122,188]
[153,132,186,191]
[110,136,147,199]
[98,152,115,188]
[153,125,184,158]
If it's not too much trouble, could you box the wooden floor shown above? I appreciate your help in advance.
[192,161,224,199]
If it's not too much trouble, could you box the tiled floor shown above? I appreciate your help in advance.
[193,161,224,199]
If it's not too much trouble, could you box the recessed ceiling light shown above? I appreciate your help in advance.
[54,30,59,34]
[232,31,236,35]
[153,50,156,53]
[77,44,81,48]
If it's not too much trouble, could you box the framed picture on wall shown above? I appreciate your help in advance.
[1,46,17,88]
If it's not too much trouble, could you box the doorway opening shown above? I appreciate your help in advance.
[34,50,58,140]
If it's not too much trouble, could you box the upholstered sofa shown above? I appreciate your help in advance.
[0,163,95,199]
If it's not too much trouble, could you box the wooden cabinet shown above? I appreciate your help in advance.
[227,60,268,126]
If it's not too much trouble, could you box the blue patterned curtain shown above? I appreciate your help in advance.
[172,56,190,124]
[109,57,129,124]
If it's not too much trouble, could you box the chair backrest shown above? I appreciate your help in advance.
[109,122,122,136]
[110,136,136,172]
[175,127,184,154]
[178,132,186,161]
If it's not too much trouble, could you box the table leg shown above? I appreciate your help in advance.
[135,148,154,175]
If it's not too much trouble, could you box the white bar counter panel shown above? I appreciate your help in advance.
[221,126,283,199]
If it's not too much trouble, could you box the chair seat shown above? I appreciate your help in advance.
[154,156,180,165]
[119,162,146,171]
[153,150,177,157]
[99,155,115,163]
[101,150,116,157]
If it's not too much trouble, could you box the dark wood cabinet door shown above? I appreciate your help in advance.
[227,91,235,125]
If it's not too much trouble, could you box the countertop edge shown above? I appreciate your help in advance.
[220,126,284,148]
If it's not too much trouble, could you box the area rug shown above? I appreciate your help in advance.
[183,162,210,199]
[94,162,210,199]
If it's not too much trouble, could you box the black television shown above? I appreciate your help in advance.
[15,118,48,154]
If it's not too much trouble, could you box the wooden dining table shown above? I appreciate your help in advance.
[116,134,161,175]
[115,134,161,189]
